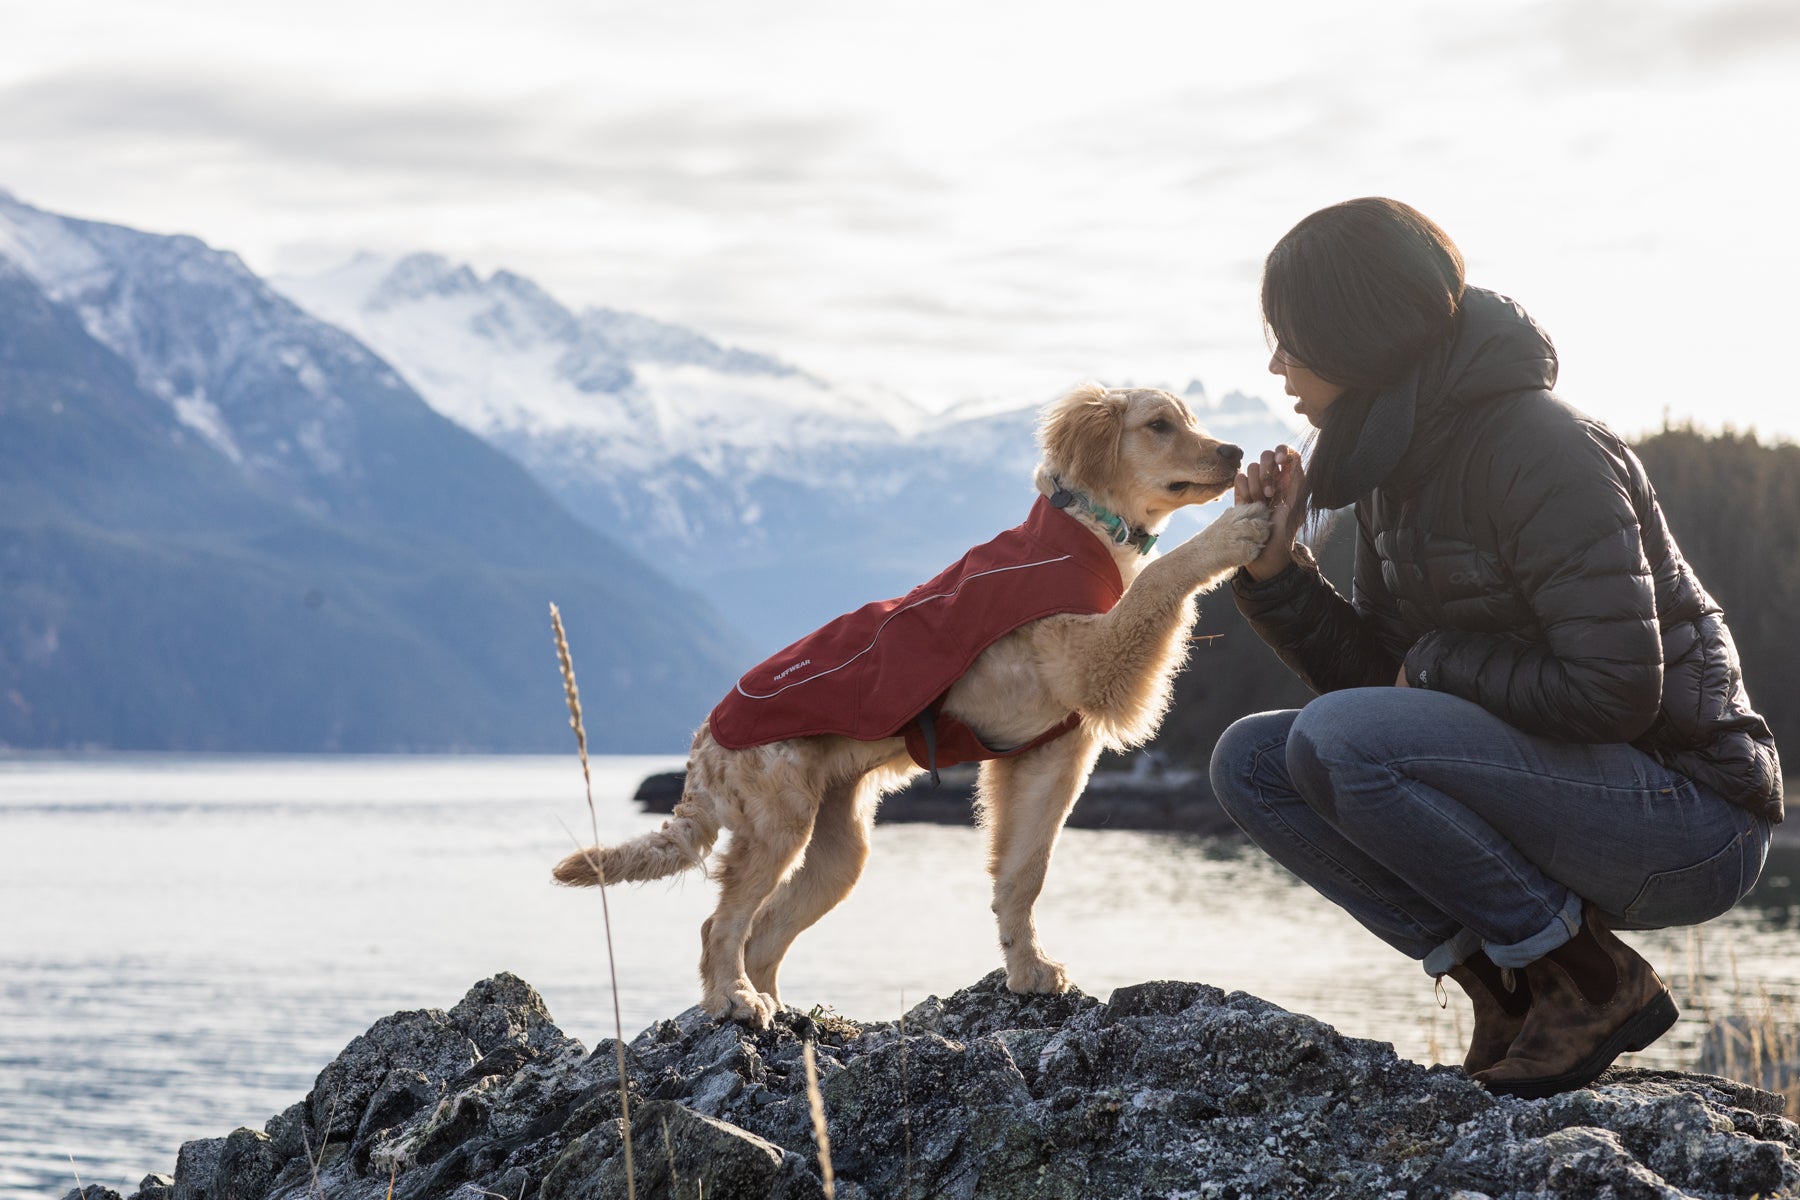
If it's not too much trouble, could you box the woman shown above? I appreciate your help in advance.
[1210,197,1782,1098]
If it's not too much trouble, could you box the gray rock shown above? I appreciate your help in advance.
[213,1129,281,1200]
[447,972,562,1056]
[306,1008,478,1145]
[351,1069,439,1167]
[134,970,1799,1200]
[540,1098,820,1200]
[261,1104,309,1164]
[61,1187,123,1200]
[170,1137,223,1200]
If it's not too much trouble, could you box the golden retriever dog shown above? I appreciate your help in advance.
[554,383,1271,1027]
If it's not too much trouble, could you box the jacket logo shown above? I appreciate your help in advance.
[1447,570,1480,586]
[772,659,813,681]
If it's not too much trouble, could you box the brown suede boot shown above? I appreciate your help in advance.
[1444,950,1531,1074]
[1474,908,1678,1099]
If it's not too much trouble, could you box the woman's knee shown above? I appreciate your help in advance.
[1208,710,1299,814]
[1286,689,1398,808]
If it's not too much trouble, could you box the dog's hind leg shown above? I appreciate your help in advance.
[698,771,820,1030]
[980,727,1104,994]
[742,773,877,1006]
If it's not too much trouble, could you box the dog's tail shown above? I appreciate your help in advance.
[552,780,720,887]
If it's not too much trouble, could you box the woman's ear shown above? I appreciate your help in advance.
[1039,383,1123,494]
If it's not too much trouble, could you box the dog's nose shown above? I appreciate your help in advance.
[1217,444,1244,467]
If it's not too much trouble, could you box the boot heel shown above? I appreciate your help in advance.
[1621,990,1679,1053]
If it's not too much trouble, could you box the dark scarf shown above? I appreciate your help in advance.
[1309,287,1560,509]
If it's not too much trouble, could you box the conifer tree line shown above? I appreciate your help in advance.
[1146,427,1800,789]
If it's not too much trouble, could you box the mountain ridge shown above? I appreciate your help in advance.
[0,192,748,752]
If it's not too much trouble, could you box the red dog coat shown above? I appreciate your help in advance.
[708,495,1125,771]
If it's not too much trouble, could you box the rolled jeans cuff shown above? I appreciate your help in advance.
[1422,927,1482,977]
[1483,891,1583,969]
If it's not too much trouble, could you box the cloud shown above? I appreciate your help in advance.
[0,69,945,227]
[2,2,1792,435]
[1438,0,1800,83]
[1,72,523,170]
[1685,0,1800,62]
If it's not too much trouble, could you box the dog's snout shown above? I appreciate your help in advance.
[1217,443,1244,466]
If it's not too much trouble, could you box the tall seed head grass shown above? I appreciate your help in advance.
[551,603,592,797]
[550,602,635,1200]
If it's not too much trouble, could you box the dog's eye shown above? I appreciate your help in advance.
[1147,419,1172,433]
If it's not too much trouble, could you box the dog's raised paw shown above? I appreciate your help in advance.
[1204,503,1273,565]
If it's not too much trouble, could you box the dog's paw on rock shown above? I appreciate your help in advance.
[1006,955,1072,994]
[703,981,782,1030]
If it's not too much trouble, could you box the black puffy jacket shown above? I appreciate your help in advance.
[1233,289,1783,821]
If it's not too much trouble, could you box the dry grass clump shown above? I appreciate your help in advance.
[1678,925,1800,1119]
[550,602,636,1199]
[1716,988,1800,1117]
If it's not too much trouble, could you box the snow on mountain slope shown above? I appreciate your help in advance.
[0,194,410,505]
[280,253,924,473]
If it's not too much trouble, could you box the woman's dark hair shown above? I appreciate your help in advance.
[1262,197,1466,512]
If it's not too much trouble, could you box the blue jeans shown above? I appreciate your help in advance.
[1208,689,1771,974]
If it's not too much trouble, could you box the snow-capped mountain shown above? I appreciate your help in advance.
[278,255,1299,648]
[0,192,747,752]
[281,252,922,471]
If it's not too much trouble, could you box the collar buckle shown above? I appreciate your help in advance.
[1048,478,1157,555]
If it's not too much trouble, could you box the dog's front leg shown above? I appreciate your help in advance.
[1052,503,1271,725]
[1114,500,1272,620]
[980,729,1104,994]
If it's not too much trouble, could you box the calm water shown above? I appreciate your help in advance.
[2,755,1796,1199]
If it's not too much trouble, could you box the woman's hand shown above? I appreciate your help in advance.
[1234,445,1306,582]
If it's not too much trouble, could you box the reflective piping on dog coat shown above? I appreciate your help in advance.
[707,495,1126,777]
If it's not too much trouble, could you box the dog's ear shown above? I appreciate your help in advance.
[1040,382,1124,493]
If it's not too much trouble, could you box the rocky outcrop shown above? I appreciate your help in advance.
[102,972,1799,1200]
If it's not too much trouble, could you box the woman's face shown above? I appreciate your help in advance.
[1269,347,1347,428]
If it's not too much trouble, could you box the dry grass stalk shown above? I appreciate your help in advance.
[660,1113,685,1200]
[301,1087,340,1200]
[900,996,913,1200]
[802,1040,838,1200]
[1716,982,1799,1118]
[550,602,636,1200]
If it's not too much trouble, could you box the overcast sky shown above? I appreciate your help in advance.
[2,0,1797,439]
